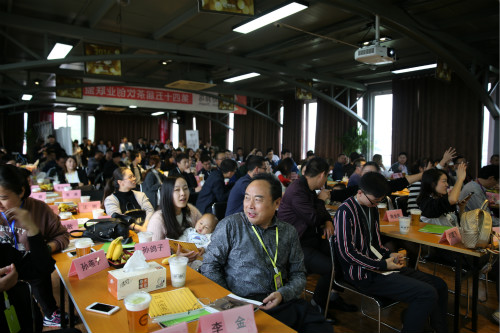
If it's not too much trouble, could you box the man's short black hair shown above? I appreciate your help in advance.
[478,165,499,180]
[362,161,380,172]
[306,150,315,157]
[200,154,211,163]
[304,157,329,177]
[220,159,237,174]
[359,172,390,198]
[112,152,121,158]
[399,152,407,157]
[266,147,274,154]
[282,148,290,155]
[349,152,360,162]
[251,173,282,201]
[175,153,188,163]
[246,155,265,171]
[47,134,55,139]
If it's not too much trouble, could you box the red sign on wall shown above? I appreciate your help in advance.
[83,86,193,104]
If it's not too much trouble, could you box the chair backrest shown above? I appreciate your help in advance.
[328,237,347,287]
[0,280,41,333]
[211,201,227,221]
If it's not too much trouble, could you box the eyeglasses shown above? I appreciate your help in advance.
[363,191,383,206]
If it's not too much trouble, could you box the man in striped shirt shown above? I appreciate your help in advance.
[334,172,448,333]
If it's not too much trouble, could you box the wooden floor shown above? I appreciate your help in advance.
[45,261,499,333]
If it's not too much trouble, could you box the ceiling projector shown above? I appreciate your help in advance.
[354,45,396,65]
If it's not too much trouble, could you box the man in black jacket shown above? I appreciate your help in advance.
[196,159,237,214]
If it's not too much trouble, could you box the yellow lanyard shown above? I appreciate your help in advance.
[251,225,279,274]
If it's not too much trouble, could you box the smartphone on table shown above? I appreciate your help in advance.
[85,302,120,315]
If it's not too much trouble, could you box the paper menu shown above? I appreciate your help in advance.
[149,287,202,319]
[168,239,200,253]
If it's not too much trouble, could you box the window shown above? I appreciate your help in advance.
[193,117,197,131]
[88,115,95,142]
[228,113,234,152]
[481,83,493,167]
[279,105,284,155]
[172,119,179,148]
[54,112,82,142]
[22,112,28,155]
[301,102,317,159]
[372,94,393,168]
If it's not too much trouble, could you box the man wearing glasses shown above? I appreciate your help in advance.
[334,172,448,333]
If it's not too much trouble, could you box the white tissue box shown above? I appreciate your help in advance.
[107,262,166,300]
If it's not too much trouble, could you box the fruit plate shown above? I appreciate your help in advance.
[107,249,134,269]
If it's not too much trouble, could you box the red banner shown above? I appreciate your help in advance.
[83,86,192,104]
[159,118,170,143]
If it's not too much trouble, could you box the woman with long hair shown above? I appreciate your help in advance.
[63,156,89,188]
[103,167,154,232]
[416,163,468,226]
[147,176,202,259]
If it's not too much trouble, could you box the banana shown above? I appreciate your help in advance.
[106,236,123,260]
[112,242,123,261]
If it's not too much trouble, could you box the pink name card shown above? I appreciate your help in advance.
[62,190,81,199]
[68,250,109,279]
[49,204,60,214]
[156,322,188,333]
[54,183,71,191]
[30,185,40,190]
[78,201,101,213]
[197,304,257,333]
[486,192,499,203]
[30,192,46,201]
[383,209,403,222]
[134,240,170,260]
[98,215,111,219]
[439,227,462,246]
[61,219,78,231]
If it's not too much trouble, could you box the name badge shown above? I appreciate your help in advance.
[78,201,101,213]
[61,219,78,231]
[62,190,81,199]
[197,304,257,333]
[29,192,46,201]
[439,227,462,246]
[383,209,403,222]
[54,183,71,191]
[135,240,170,260]
[68,250,109,279]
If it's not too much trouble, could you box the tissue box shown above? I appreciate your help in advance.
[107,262,166,300]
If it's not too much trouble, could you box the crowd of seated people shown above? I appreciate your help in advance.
[1,134,499,331]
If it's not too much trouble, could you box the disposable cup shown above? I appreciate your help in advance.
[75,238,93,257]
[124,292,152,333]
[377,203,387,221]
[399,216,411,234]
[410,209,422,226]
[168,256,188,287]
[92,208,105,219]
[81,196,90,203]
[137,232,153,243]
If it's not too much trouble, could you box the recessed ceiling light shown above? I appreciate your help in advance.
[233,1,308,34]
[34,79,42,86]
[392,63,437,74]
[129,105,137,109]
[151,111,164,116]
[21,94,33,101]
[224,72,260,83]
[47,43,73,60]
[67,107,77,111]
[160,60,172,66]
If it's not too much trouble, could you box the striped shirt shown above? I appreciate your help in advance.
[407,181,421,214]
[333,197,390,283]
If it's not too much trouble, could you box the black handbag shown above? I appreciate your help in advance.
[70,218,131,243]
[123,209,147,226]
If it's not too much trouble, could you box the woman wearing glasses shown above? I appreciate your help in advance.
[103,167,154,232]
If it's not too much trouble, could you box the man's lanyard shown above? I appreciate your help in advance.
[355,198,383,260]
[251,225,279,274]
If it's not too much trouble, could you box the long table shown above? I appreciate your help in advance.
[379,221,485,333]
[53,244,296,333]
